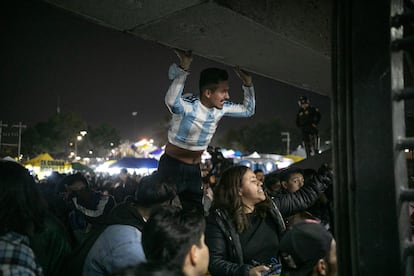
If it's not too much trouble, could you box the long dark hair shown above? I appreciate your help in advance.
[212,165,271,233]
[0,161,47,236]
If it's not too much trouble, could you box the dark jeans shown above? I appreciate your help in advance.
[158,153,203,211]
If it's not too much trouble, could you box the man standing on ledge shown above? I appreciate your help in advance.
[296,96,321,158]
[158,49,255,211]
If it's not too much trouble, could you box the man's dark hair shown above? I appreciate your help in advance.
[0,161,47,236]
[134,172,176,208]
[61,172,89,188]
[279,167,304,183]
[199,67,228,93]
[142,206,206,268]
[120,168,128,174]
[254,169,264,174]
[264,171,280,188]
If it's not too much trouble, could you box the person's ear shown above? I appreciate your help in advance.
[315,259,327,275]
[189,244,198,265]
[204,89,213,99]
[281,181,288,189]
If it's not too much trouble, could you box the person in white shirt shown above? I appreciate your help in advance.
[158,49,255,211]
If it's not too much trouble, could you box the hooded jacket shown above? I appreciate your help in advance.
[59,202,145,276]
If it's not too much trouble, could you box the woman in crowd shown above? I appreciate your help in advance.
[205,165,285,276]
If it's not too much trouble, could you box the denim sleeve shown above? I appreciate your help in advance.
[83,225,146,275]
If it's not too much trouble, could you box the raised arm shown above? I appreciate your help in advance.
[175,48,193,71]
[234,66,252,87]
[165,49,193,114]
[273,164,333,218]
[223,66,255,117]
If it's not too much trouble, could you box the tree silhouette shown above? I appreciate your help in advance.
[218,118,303,154]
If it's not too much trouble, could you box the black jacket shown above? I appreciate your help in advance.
[273,171,331,218]
[205,201,285,276]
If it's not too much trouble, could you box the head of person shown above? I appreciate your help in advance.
[62,172,89,195]
[279,167,305,193]
[46,171,64,186]
[298,96,310,109]
[279,220,337,276]
[199,67,229,109]
[263,171,282,196]
[0,161,47,236]
[120,168,129,182]
[100,180,114,196]
[285,211,318,230]
[142,206,208,276]
[303,168,317,182]
[254,169,265,183]
[133,172,179,211]
[212,165,270,232]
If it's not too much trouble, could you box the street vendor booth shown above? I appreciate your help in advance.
[24,153,70,179]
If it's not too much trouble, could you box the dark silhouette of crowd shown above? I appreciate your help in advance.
[0,156,337,276]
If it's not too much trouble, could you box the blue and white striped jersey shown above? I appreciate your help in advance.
[165,63,255,151]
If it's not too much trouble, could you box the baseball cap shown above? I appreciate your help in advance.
[279,220,333,275]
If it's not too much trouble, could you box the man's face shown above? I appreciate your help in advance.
[120,172,128,182]
[204,80,230,109]
[282,172,304,193]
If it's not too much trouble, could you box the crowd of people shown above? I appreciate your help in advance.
[1,49,337,276]
[0,159,335,276]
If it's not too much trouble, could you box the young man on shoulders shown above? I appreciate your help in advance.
[158,49,255,211]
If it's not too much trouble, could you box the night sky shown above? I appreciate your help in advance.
[1,0,331,148]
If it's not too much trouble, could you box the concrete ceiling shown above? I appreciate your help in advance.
[43,0,332,96]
